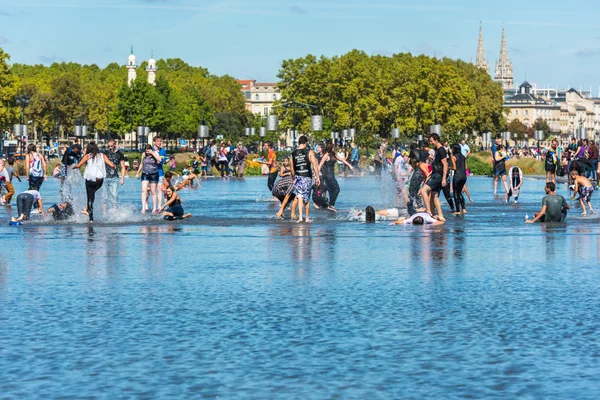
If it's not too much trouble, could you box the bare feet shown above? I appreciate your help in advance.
[275,213,284,220]
[82,209,89,216]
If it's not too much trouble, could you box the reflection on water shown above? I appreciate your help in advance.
[1,177,600,398]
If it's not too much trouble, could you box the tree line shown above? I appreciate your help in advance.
[273,49,506,146]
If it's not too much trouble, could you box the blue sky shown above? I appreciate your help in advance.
[1,0,599,92]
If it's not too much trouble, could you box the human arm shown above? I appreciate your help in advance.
[159,193,177,212]
[527,205,547,223]
[391,217,406,225]
[419,163,431,180]
[120,160,126,185]
[309,151,320,186]
[40,154,47,178]
[72,154,89,169]
[38,198,45,218]
[516,169,523,189]
[136,159,143,177]
[451,155,457,171]
[151,150,161,162]
[289,156,295,179]
[279,165,290,177]
[25,154,30,176]
[441,158,448,187]
[102,154,116,169]
[336,153,354,170]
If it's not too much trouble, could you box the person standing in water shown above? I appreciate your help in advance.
[290,135,320,223]
[318,141,354,210]
[102,139,126,214]
[545,139,559,184]
[494,144,510,195]
[25,144,47,191]
[0,160,15,206]
[72,142,116,223]
[570,171,594,215]
[135,144,161,214]
[451,144,468,215]
[264,141,278,191]
[526,182,569,223]
[421,133,448,221]
[153,136,168,210]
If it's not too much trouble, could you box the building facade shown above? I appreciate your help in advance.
[237,80,281,116]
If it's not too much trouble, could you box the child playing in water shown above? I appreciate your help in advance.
[570,171,594,215]
[46,202,74,221]
[159,186,191,220]
[12,189,45,222]
[200,154,208,178]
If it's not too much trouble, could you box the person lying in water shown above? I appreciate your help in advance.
[159,185,192,220]
[392,211,444,225]
[46,202,74,221]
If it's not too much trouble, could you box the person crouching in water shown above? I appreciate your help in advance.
[526,182,569,223]
[507,166,523,204]
[12,188,45,222]
[570,171,594,215]
[46,202,74,221]
[159,185,191,220]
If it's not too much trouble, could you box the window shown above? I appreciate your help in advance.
[515,110,519,116]
[273,94,277,100]
[255,94,259,101]
[264,107,269,116]
[525,110,528,116]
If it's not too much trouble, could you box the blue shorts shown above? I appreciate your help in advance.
[494,169,506,177]
[141,172,159,183]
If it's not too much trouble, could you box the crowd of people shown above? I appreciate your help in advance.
[2,136,192,224]
[3,130,599,227]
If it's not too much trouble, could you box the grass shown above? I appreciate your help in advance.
[468,152,545,176]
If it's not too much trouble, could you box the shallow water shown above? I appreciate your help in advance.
[1,175,600,399]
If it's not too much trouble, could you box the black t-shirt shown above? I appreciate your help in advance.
[62,149,81,167]
[104,149,125,179]
[432,146,447,174]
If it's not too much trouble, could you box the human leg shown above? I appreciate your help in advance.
[433,193,445,221]
[85,179,103,222]
[16,193,34,221]
[267,171,278,191]
[141,179,149,212]
[441,181,455,210]
[325,176,340,207]
[150,182,158,212]
[453,178,466,213]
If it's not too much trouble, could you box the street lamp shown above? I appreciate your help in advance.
[15,95,30,155]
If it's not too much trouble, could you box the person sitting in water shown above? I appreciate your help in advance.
[46,202,74,221]
[176,169,200,190]
[392,211,444,225]
[526,182,569,223]
[159,185,191,220]
[12,189,45,222]
[570,171,594,215]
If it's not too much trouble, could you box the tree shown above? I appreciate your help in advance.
[508,118,528,139]
[0,47,19,129]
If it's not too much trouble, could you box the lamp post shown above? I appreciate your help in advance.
[15,95,30,155]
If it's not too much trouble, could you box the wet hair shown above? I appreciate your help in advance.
[86,142,99,158]
[365,206,375,223]
[165,171,173,179]
[429,133,440,142]
[8,157,15,165]
[409,156,420,169]
[451,144,461,155]
[413,216,424,225]
[546,182,556,192]
[298,135,308,145]
[27,144,37,153]
[325,141,336,158]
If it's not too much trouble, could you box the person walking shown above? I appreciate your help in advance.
[264,141,278,190]
[234,142,248,177]
[451,144,468,215]
[102,139,126,213]
[72,142,116,223]
[318,141,354,210]
[290,135,320,223]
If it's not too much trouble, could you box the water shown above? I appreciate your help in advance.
[2,175,600,399]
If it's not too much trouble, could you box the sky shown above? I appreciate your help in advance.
[1,0,599,92]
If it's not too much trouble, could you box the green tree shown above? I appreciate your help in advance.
[0,47,19,129]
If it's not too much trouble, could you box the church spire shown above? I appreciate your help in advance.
[494,26,514,90]
[475,23,490,74]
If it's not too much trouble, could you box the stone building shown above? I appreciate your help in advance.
[237,80,281,116]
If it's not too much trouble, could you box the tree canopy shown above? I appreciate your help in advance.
[274,50,506,145]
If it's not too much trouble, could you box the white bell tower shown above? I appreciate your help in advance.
[127,46,137,86]
[147,51,157,85]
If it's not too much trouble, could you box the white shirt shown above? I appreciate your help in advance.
[404,212,437,225]
[460,144,470,157]
[23,190,42,202]
[84,154,106,181]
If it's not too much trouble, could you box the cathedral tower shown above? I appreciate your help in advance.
[494,27,514,90]
[475,23,490,74]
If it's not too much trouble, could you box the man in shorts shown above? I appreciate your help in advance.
[545,139,559,184]
[494,144,510,195]
[526,182,569,223]
[290,135,320,223]
[102,139,126,213]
